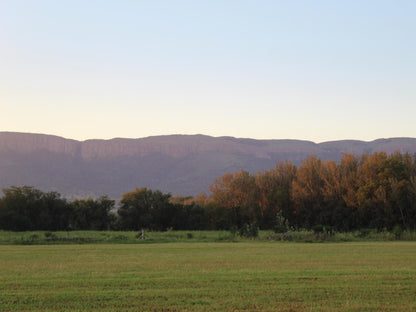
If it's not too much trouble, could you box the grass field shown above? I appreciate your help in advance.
[0,242,415,311]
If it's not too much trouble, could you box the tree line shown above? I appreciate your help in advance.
[1,152,416,232]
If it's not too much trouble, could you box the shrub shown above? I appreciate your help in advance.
[274,224,288,234]
[237,224,259,238]
[392,225,403,239]
[20,234,40,245]
[274,211,289,233]
[44,232,57,240]
[113,234,128,241]
[357,228,372,238]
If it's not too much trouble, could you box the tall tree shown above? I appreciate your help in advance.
[292,156,326,228]
[117,188,171,230]
[255,162,296,229]
[209,170,259,227]
[0,186,69,231]
[70,196,115,230]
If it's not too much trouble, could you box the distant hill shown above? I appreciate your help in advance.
[1,132,416,199]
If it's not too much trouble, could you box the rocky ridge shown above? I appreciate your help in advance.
[1,132,415,199]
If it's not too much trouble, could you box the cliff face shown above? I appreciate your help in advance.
[0,132,319,160]
[0,132,81,157]
[1,131,416,199]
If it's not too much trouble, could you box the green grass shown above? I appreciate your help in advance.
[0,242,415,311]
[1,230,416,245]
[0,230,237,245]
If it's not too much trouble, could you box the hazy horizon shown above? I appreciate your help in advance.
[1,1,415,142]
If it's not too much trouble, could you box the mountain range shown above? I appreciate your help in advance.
[1,131,416,200]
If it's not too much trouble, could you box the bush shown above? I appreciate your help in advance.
[19,234,40,245]
[392,225,403,239]
[357,228,372,238]
[274,224,288,234]
[312,225,324,234]
[274,211,289,233]
[113,234,128,241]
[44,232,57,240]
[237,224,259,238]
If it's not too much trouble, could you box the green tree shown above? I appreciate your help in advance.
[70,196,115,230]
[117,188,171,230]
[0,186,69,231]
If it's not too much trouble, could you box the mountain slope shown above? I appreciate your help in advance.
[1,132,416,199]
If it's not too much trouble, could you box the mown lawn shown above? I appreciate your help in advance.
[0,242,415,311]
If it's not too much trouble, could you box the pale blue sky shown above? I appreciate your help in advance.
[1,0,415,142]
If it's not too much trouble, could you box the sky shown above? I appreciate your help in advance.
[0,0,415,143]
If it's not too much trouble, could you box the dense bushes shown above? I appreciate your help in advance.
[1,152,416,232]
